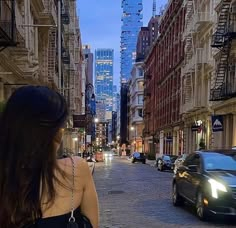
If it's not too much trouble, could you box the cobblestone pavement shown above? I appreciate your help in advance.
[93,157,236,228]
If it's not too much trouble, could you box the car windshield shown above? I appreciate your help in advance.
[163,155,177,162]
[203,153,236,171]
[163,156,171,161]
[133,152,140,158]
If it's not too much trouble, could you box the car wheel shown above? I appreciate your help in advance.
[172,182,184,206]
[196,190,208,220]
[142,160,146,164]
[132,158,135,163]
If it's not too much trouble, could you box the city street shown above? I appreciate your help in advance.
[93,157,236,228]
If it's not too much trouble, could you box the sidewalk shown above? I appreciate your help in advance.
[145,159,156,167]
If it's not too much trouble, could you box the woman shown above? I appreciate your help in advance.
[0,86,99,228]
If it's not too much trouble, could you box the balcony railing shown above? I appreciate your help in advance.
[0,0,16,46]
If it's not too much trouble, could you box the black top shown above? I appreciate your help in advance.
[24,207,87,228]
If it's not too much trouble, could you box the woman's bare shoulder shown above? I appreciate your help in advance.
[57,156,89,173]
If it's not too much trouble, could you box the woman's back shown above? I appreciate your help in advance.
[0,86,99,228]
[39,156,98,227]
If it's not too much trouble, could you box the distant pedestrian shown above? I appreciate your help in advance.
[0,86,99,228]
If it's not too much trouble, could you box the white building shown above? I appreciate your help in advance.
[129,61,144,152]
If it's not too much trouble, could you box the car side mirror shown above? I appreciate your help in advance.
[187,165,198,172]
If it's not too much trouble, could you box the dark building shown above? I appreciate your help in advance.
[136,27,150,62]
[120,83,129,146]
[112,111,117,142]
[148,15,160,44]
[83,44,93,85]
[136,15,160,62]
[95,121,109,148]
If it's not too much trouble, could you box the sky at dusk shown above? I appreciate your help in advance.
[78,0,168,88]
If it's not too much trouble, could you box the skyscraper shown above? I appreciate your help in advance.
[120,0,143,82]
[82,44,93,85]
[95,49,114,121]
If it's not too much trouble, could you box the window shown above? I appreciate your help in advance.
[138,68,143,77]
[138,81,143,90]
[138,108,143,117]
[138,95,143,104]
[183,154,201,171]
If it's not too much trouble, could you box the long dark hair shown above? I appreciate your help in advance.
[0,86,68,227]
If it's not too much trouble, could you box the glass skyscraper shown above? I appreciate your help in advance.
[121,0,143,82]
[95,49,114,121]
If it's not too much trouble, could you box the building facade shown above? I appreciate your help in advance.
[129,62,144,152]
[143,0,185,156]
[120,0,143,82]
[0,0,58,102]
[95,48,114,121]
[95,121,109,149]
[182,0,236,152]
[0,0,83,154]
[82,44,93,85]
[128,11,160,155]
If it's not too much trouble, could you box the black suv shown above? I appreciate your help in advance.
[172,150,236,220]
[156,155,178,171]
[130,152,146,164]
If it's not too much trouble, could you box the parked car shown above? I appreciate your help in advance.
[156,155,178,171]
[173,154,187,174]
[130,152,146,164]
[172,149,236,220]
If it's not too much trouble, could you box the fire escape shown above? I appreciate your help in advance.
[0,0,16,50]
[143,73,152,137]
[210,0,234,101]
[181,0,194,113]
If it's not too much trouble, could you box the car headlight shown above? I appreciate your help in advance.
[109,154,112,157]
[208,179,227,198]
[104,153,108,157]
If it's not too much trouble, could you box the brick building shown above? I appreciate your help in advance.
[143,0,185,156]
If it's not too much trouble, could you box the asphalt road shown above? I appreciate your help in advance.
[93,156,236,228]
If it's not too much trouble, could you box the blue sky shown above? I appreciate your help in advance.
[78,0,168,87]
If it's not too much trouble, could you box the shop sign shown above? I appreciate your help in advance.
[211,115,223,132]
